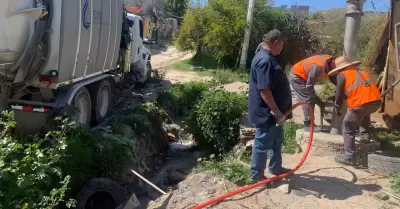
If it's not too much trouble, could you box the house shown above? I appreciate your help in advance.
[371,0,400,128]
[275,5,310,15]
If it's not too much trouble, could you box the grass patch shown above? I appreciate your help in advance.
[390,173,400,194]
[157,81,213,118]
[283,122,304,154]
[169,59,192,71]
[373,128,400,142]
[196,154,252,185]
[169,58,249,85]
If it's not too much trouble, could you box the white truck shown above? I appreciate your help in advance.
[0,0,154,132]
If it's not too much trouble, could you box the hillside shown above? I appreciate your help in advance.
[310,8,386,36]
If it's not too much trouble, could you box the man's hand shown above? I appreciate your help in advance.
[334,104,341,116]
[272,109,286,126]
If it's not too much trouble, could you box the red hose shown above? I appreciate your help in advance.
[192,101,314,209]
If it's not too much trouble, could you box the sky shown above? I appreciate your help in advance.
[274,0,390,12]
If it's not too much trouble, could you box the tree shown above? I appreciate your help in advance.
[165,0,189,20]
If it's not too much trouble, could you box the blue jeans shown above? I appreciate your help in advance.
[250,123,284,180]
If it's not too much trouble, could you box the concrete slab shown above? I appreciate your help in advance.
[296,129,381,159]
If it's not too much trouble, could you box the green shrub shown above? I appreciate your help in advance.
[196,158,251,185]
[189,91,247,154]
[283,122,304,154]
[212,70,249,85]
[175,0,319,68]
[0,111,76,209]
[157,82,213,117]
[390,173,400,194]
[60,128,131,195]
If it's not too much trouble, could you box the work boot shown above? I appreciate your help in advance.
[251,175,275,188]
[334,154,355,166]
[270,167,292,176]
[304,121,322,133]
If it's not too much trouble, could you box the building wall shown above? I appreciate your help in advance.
[384,0,400,128]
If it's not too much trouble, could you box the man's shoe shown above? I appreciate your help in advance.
[334,155,355,166]
[304,125,322,133]
[251,175,275,188]
[270,168,293,176]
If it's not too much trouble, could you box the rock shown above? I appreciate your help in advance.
[168,169,187,182]
[122,192,141,209]
[167,133,176,141]
[147,193,173,209]
[207,188,217,195]
[372,191,390,200]
[245,140,254,150]
[277,183,290,194]
[143,92,159,102]
[241,128,256,135]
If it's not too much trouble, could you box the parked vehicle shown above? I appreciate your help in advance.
[0,0,154,132]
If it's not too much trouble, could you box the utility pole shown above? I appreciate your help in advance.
[239,0,256,69]
[330,0,366,135]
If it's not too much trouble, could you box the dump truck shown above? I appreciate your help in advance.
[0,0,154,132]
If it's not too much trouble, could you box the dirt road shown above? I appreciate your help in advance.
[144,46,397,209]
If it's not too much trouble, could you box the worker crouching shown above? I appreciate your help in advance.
[289,55,336,132]
[328,56,381,166]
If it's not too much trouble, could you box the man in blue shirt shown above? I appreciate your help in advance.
[248,29,292,183]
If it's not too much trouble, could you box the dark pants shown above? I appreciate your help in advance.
[251,123,284,180]
[343,100,381,161]
[289,73,315,125]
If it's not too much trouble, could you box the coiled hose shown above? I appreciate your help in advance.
[192,101,314,209]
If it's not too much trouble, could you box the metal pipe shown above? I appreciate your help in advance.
[343,0,365,61]
[131,169,167,195]
[330,0,366,135]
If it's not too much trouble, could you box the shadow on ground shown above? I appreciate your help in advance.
[290,167,381,200]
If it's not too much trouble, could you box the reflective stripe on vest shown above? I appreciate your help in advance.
[292,55,330,81]
[303,55,327,77]
[344,69,371,96]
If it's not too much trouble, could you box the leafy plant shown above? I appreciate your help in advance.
[283,122,304,154]
[175,0,320,68]
[196,155,251,185]
[0,111,76,209]
[390,173,400,194]
[189,91,248,154]
[157,82,212,117]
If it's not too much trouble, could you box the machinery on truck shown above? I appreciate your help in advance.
[0,0,154,132]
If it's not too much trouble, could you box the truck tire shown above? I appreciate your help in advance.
[145,62,152,81]
[368,153,400,176]
[90,79,113,125]
[136,62,152,88]
[75,178,126,209]
[70,87,91,126]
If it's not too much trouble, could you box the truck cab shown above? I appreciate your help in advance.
[126,13,152,84]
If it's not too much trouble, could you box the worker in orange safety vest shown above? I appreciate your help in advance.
[328,56,381,166]
[289,55,336,132]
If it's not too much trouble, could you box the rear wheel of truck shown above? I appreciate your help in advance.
[90,79,113,125]
[70,87,92,126]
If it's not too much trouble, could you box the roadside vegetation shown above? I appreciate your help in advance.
[0,102,168,208]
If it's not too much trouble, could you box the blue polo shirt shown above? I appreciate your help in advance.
[248,48,292,126]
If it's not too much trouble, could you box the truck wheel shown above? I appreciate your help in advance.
[136,62,152,88]
[75,178,126,209]
[146,62,152,81]
[70,87,91,126]
[90,79,113,125]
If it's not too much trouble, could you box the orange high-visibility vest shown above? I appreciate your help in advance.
[340,67,381,109]
[292,55,332,81]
